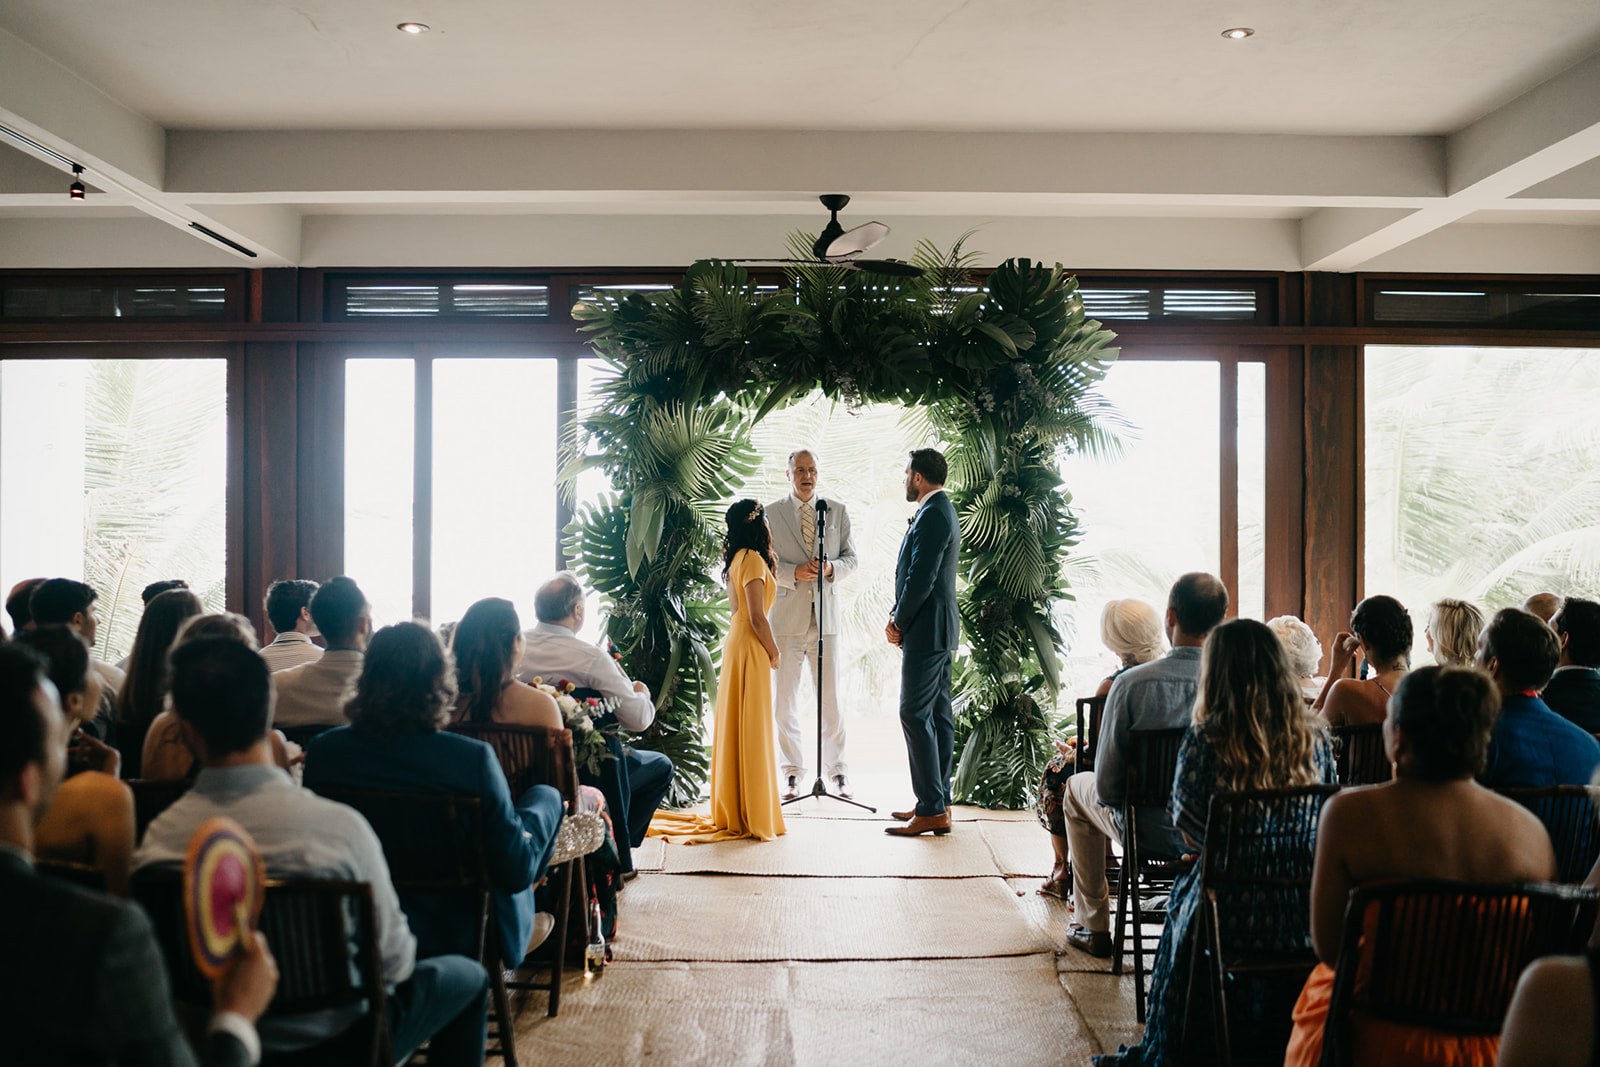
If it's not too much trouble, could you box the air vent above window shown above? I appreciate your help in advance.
[1367,284,1600,329]
[0,281,234,319]
[1079,286,1259,321]
[327,277,550,320]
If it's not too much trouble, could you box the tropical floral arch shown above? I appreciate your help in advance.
[565,243,1119,808]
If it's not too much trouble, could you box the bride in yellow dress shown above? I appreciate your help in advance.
[648,499,787,844]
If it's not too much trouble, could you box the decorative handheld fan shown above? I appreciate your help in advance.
[183,816,266,979]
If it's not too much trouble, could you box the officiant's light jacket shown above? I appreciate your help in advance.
[767,494,858,637]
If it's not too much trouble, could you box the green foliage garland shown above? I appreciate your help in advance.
[565,241,1119,808]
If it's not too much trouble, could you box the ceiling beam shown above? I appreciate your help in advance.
[1305,52,1600,270]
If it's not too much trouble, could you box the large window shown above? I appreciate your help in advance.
[344,358,414,629]
[1364,345,1600,661]
[0,358,227,662]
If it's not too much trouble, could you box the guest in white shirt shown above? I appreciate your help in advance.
[261,579,323,673]
[29,578,124,741]
[272,577,369,734]
[516,573,674,860]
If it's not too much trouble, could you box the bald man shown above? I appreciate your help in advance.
[1523,593,1563,626]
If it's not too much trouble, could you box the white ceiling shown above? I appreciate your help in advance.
[0,0,1598,272]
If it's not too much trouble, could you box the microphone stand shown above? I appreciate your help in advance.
[783,498,876,812]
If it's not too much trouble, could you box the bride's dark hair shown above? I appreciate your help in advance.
[722,499,778,581]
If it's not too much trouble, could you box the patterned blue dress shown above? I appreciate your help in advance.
[1092,723,1336,1065]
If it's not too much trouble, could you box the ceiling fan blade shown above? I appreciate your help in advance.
[851,258,924,278]
[822,221,890,261]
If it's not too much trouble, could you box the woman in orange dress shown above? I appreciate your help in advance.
[1284,666,1556,1067]
[648,499,785,844]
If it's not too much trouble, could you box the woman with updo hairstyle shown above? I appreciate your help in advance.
[1313,593,1413,727]
[305,621,568,969]
[1425,597,1485,668]
[648,498,785,843]
[1034,598,1164,899]
[449,597,561,730]
[1283,667,1556,1066]
[1267,615,1326,702]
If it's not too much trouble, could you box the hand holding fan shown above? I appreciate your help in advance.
[183,816,266,980]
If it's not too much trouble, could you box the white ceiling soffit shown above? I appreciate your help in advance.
[0,5,1598,272]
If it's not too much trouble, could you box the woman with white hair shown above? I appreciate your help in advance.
[1267,615,1327,702]
[1034,599,1165,899]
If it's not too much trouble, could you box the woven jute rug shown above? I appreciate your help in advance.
[657,817,1004,878]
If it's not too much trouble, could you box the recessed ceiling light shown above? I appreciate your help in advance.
[1221,27,1254,39]
[397,22,430,35]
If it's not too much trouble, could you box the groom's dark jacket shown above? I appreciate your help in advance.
[893,490,961,653]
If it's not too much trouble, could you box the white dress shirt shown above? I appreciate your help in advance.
[271,649,362,728]
[262,631,324,673]
[515,621,655,731]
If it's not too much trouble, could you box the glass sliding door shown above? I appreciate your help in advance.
[344,358,415,629]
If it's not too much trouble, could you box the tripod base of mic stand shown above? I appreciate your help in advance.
[781,775,877,812]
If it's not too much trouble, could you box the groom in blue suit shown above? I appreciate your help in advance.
[886,448,962,837]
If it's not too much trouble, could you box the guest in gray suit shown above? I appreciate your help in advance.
[766,449,859,799]
[886,448,962,837]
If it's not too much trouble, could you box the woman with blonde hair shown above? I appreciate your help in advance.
[1035,598,1164,899]
[1095,618,1335,1065]
[1425,597,1485,667]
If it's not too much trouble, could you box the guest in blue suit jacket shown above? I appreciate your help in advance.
[886,449,963,836]
[1476,607,1600,787]
[304,622,564,968]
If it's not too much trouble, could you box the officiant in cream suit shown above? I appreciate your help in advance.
[767,449,859,799]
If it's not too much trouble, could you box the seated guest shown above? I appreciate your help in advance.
[0,640,278,1067]
[1477,607,1600,787]
[1036,598,1164,900]
[1314,594,1412,727]
[1285,667,1556,1065]
[1425,596,1485,668]
[1095,619,1335,1066]
[260,579,323,673]
[1542,597,1600,732]
[272,576,369,731]
[1498,951,1600,1067]
[518,571,674,859]
[142,614,297,782]
[1524,591,1563,626]
[453,597,563,730]
[17,625,135,895]
[114,580,191,670]
[1061,572,1228,958]
[31,578,123,737]
[5,577,44,633]
[1267,614,1327,701]
[305,622,565,970]
[135,637,488,1064]
[116,587,205,776]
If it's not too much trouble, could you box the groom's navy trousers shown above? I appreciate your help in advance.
[893,491,962,817]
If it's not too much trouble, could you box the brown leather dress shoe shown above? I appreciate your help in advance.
[890,808,918,821]
[885,812,952,837]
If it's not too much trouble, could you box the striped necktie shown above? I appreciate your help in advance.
[801,500,816,556]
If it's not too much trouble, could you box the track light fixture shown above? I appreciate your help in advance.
[69,165,86,201]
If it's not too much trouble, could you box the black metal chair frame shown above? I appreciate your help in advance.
[1330,723,1390,786]
[1072,694,1109,775]
[448,720,586,1018]
[132,868,393,1067]
[312,789,518,1067]
[1112,725,1195,1024]
[1184,784,1341,1066]
[1319,879,1600,1067]
[1496,785,1600,884]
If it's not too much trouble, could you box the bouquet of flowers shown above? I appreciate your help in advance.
[530,677,618,776]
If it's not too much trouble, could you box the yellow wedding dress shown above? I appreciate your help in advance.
[647,548,787,844]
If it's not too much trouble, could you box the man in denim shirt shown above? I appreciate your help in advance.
[1062,572,1228,957]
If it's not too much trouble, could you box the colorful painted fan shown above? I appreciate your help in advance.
[183,816,266,979]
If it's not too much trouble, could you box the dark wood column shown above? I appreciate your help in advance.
[233,341,299,638]
[1300,273,1360,652]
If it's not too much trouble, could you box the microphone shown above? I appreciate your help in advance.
[814,499,828,516]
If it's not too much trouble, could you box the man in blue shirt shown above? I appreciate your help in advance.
[1477,607,1600,788]
[1062,572,1228,958]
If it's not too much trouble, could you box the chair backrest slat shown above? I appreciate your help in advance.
[1074,695,1108,773]
[1125,727,1189,808]
[1496,786,1600,884]
[311,789,489,891]
[448,721,579,806]
[1201,786,1339,956]
[1330,724,1391,786]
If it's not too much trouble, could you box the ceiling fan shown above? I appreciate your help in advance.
[727,194,925,277]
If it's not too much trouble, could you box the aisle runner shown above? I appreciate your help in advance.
[659,818,1001,878]
[614,874,1053,961]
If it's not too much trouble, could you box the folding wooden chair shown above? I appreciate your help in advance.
[1497,785,1600,884]
[1185,784,1340,1066]
[1330,724,1390,786]
[133,868,393,1067]
[1113,725,1195,1023]
[1072,694,1109,775]
[1319,880,1599,1067]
